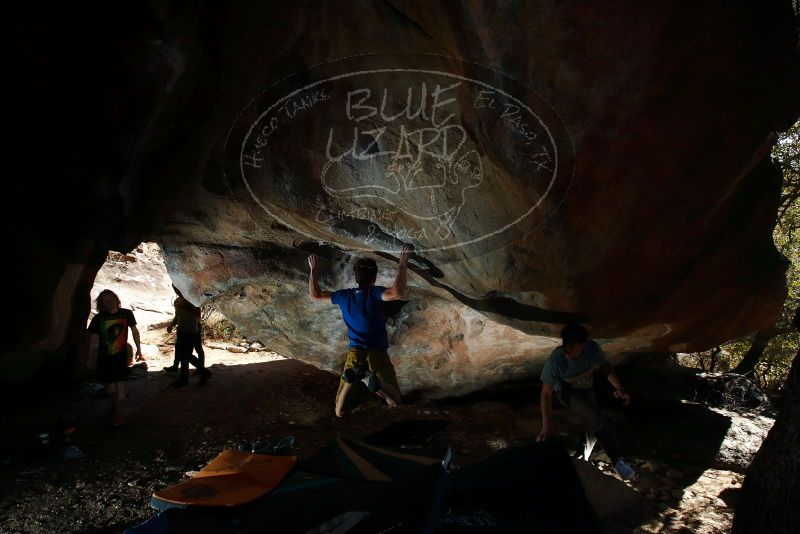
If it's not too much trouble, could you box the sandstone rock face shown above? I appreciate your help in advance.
[709,408,774,473]
[163,242,560,397]
[6,2,800,392]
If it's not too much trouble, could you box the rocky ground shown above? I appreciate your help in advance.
[0,244,775,533]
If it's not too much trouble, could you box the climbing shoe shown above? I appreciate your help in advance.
[342,362,367,383]
[363,371,381,392]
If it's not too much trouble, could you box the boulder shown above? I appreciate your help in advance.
[4,1,799,394]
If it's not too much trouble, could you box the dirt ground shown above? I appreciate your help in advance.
[0,348,755,534]
[0,245,762,533]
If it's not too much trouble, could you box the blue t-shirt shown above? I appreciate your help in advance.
[540,340,607,391]
[331,286,389,349]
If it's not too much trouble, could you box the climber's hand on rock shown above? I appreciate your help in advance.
[399,244,414,267]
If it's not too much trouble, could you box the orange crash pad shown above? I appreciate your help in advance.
[153,450,297,507]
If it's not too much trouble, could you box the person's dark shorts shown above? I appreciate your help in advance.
[97,352,129,383]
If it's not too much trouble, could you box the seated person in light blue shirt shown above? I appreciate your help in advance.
[308,245,412,417]
[537,323,636,480]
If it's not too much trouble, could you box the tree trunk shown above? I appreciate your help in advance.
[733,349,800,533]
[733,329,777,375]
[709,346,721,372]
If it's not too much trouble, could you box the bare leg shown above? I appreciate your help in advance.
[115,382,126,415]
[335,382,355,417]
[106,383,116,413]
[376,382,401,407]
[562,388,624,463]
[111,382,126,425]
[195,331,205,369]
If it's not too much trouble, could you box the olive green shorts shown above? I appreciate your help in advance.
[336,347,400,401]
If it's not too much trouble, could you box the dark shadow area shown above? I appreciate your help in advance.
[625,398,731,468]
[383,298,409,319]
[364,419,451,447]
[613,360,736,478]
[410,265,584,324]
[0,357,746,533]
[295,241,349,263]
[76,525,137,534]
[437,442,601,533]
[431,378,538,407]
[719,486,741,508]
[298,239,446,279]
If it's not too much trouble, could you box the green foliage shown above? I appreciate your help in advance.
[203,318,245,342]
[681,122,800,394]
[201,304,245,342]
[775,121,800,240]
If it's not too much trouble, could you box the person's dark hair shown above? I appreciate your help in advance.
[560,323,589,345]
[353,257,378,286]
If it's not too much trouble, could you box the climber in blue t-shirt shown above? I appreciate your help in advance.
[308,244,413,417]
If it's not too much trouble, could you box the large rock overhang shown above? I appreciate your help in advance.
[5,1,799,394]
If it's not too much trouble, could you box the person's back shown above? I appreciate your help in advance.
[308,246,412,417]
[173,296,200,334]
[331,285,389,350]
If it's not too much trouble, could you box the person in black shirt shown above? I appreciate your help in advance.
[87,289,142,426]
